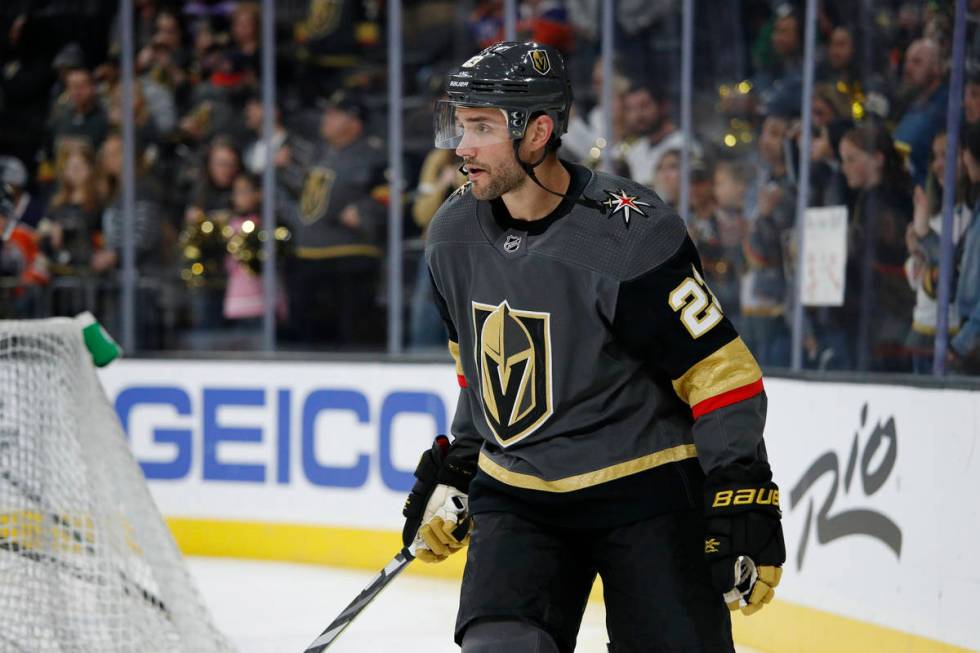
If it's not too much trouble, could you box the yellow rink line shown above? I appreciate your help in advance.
[168,518,976,653]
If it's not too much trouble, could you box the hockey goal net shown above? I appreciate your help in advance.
[0,317,232,652]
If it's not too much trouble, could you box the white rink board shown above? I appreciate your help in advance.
[98,359,460,529]
[763,379,980,651]
[98,360,980,650]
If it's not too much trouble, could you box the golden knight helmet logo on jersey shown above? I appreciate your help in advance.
[299,167,336,225]
[472,300,553,447]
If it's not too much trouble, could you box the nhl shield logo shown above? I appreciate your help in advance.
[472,300,553,447]
[529,49,551,75]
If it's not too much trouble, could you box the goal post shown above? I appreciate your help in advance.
[0,315,233,652]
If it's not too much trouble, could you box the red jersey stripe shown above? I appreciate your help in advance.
[691,378,764,419]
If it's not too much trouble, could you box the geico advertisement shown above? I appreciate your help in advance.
[97,360,460,530]
[99,361,979,649]
[763,379,980,651]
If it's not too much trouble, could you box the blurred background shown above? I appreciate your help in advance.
[2,0,980,382]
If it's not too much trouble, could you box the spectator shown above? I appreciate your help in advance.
[710,159,751,325]
[109,0,161,55]
[293,0,381,101]
[241,95,289,175]
[50,42,87,108]
[0,157,45,229]
[811,83,851,130]
[838,121,914,372]
[230,1,261,76]
[135,11,188,123]
[964,62,980,129]
[283,91,386,348]
[713,159,751,248]
[808,117,853,208]
[106,80,161,151]
[904,131,972,373]
[622,84,691,187]
[137,10,189,77]
[409,148,466,350]
[519,1,575,53]
[816,25,859,90]
[468,1,505,50]
[950,124,980,373]
[186,137,241,222]
[652,148,680,208]
[181,137,241,337]
[803,116,855,369]
[37,142,106,272]
[0,15,56,175]
[178,49,252,148]
[894,38,948,186]
[0,170,48,318]
[741,111,797,369]
[687,159,742,323]
[752,3,803,110]
[95,133,163,276]
[222,172,284,348]
[562,59,629,171]
[96,132,168,346]
[48,67,110,153]
[186,18,222,87]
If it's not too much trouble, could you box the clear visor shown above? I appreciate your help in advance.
[434,100,525,149]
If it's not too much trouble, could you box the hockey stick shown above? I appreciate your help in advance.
[302,543,418,653]
[302,517,469,653]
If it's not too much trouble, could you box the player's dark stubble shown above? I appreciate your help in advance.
[466,154,528,201]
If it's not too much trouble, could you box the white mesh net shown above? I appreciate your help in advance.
[0,317,233,652]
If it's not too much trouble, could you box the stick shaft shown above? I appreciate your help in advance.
[302,546,415,653]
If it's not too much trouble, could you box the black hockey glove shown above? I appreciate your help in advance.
[703,462,785,616]
[401,435,475,563]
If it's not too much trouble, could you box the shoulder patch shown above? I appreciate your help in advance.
[586,170,688,279]
[601,188,652,227]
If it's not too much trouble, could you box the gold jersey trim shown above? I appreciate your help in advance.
[740,305,786,318]
[448,339,464,378]
[295,244,383,259]
[671,337,762,407]
[477,443,698,493]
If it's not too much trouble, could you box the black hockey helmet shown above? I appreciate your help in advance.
[434,41,572,150]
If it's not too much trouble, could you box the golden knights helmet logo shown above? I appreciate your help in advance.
[529,49,551,75]
[472,300,553,447]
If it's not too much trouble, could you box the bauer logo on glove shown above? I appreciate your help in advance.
[703,463,786,616]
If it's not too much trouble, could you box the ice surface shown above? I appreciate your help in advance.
[187,557,762,653]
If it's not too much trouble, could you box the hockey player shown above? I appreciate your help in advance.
[400,42,785,652]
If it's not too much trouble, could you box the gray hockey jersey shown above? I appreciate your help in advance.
[426,162,768,527]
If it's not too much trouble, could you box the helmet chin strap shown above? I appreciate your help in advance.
[510,139,604,211]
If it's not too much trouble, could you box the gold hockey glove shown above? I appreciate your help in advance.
[401,436,474,563]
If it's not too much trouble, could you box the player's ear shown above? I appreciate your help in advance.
[526,114,554,151]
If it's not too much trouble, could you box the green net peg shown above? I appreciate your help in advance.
[78,312,122,367]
